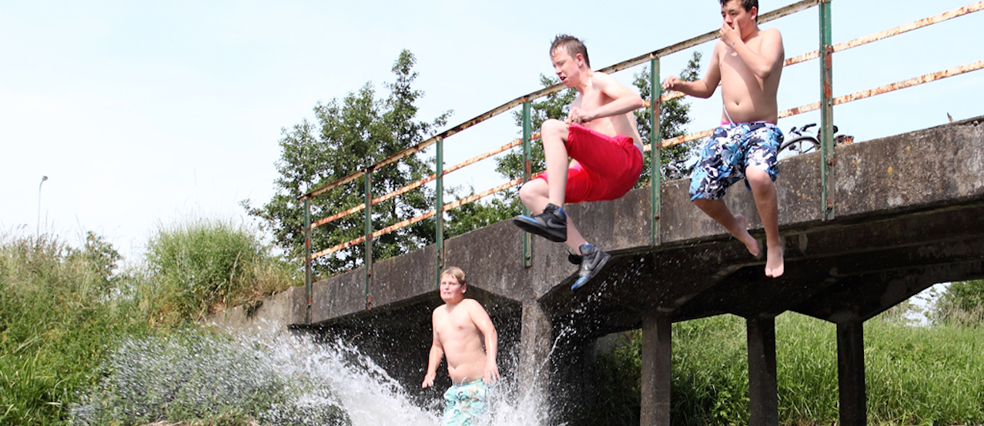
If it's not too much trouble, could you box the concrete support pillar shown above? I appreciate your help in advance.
[747,315,778,426]
[640,311,672,426]
[837,320,866,426]
[519,300,552,411]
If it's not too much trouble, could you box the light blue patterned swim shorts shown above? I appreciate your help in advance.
[690,121,783,200]
[442,379,490,426]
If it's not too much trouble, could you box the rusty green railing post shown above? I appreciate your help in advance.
[436,136,445,288]
[364,169,373,310]
[521,100,533,267]
[649,55,662,245]
[303,197,311,324]
[819,0,835,220]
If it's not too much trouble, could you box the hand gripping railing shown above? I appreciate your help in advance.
[297,0,984,322]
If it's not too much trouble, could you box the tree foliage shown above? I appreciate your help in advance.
[244,50,451,276]
[932,280,984,326]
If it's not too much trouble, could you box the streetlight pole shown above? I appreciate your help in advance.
[37,176,48,238]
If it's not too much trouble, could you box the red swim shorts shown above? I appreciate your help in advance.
[535,123,644,204]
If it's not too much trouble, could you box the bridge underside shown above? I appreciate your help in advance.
[548,200,984,335]
[238,117,984,425]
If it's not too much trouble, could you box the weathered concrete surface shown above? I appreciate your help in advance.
[208,286,304,336]
[222,117,984,424]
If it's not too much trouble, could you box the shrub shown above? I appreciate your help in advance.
[0,233,149,425]
[141,219,298,325]
[70,330,351,426]
[932,280,984,326]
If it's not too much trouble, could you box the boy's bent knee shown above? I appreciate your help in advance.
[745,167,774,189]
[519,180,546,205]
[541,119,568,138]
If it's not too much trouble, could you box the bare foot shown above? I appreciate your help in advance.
[765,242,784,278]
[733,214,760,257]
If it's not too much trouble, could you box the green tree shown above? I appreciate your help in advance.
[932,280,984,325]
[244,50,451,275]
[66,231,123,295]
[445,52,703,236]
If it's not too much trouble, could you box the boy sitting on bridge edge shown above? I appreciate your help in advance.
[422,267,500,425]
[513,34,646,291]
[662,0,785,277]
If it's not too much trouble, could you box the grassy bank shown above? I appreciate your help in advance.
[586,311,984,425]
[0,219,300,425]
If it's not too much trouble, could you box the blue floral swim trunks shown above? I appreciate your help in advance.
[689,121,783,200]
[442,379,490,425]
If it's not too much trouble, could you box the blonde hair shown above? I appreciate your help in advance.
[441,266,467,286]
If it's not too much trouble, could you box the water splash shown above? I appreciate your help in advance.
[72,325,556,426]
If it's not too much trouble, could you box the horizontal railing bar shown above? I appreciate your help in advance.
[658,60,984,149]
[305,170,366,200]
[312,178,524,259]
[313,58,984,256]
[441,178,523,212]
[308,1,982,259]
[832,59,984,105]
[301,1,817,202]
[656,129,716,150]
[601,0,819,75]
[784,1,984,67]
[835,1,982,54]
[310,134,537,230]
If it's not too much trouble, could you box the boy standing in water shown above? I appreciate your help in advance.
[513,34,646,290]
[422,267,499,425]
[662,0,786,277]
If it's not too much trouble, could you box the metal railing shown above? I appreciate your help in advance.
[297,0,984,322]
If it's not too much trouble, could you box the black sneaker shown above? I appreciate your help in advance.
[513,203,568,242]
[571,244,611,291]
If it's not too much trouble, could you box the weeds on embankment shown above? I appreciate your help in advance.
[585,310,984,425]
[0,219,299,425]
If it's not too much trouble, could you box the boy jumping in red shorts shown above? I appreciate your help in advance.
[513,34,645,290]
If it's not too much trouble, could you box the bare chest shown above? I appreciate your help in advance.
[436,310,477,338]
[574,90,611,111]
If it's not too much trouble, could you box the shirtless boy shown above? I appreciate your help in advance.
[662,0,786,277]
[422,267,500,425]
[513,34,645,290]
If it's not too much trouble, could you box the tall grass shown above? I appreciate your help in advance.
[0,233,150,424]
[585,311,984,425]
[1,219,301,425]
[141,218,298,326]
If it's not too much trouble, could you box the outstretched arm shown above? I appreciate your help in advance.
[422,319,444,388]
[468,301,500,384]
[662,42,722,99]
[569,73,644,123]
[720,24,784,79]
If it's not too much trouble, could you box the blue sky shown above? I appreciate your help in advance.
[2,0,982,261]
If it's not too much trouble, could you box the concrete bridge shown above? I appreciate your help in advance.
[213,117,984,425]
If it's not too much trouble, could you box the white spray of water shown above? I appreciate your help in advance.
[269,332,558,426]
[203,323,556,426]
[264,334,439,425]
